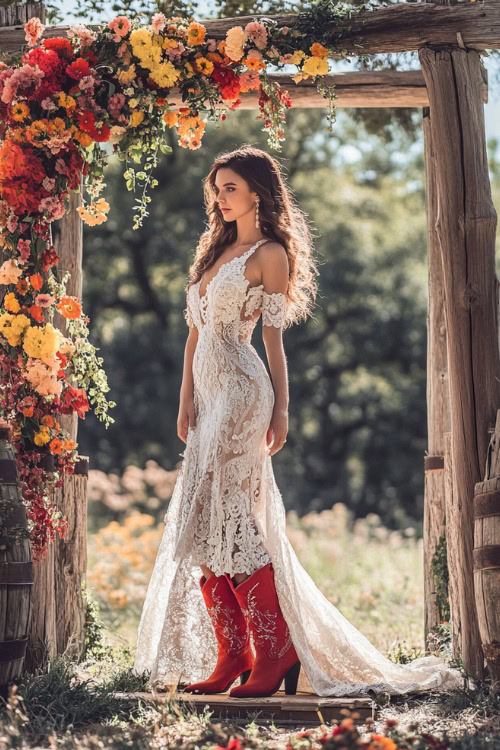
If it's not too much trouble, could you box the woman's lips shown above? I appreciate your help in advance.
[220,207,231,212]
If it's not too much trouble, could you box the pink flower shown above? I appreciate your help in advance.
[207,38,217,52]
[18,239,31,263]
[108,15,131,42]
[151,12,167,34]
[239,70,261,93]
[39,196,66,221]
[247,49,263,61]
[78,75,95,90]
[281,26,290,35]
[24,17,45,48]
[42,177,56,191]
[35,294,55,308]
[244,21,268,50]
[7,214,19,233]
[41,97,57,110]
[1,64,44,105]
[67,24,97,47]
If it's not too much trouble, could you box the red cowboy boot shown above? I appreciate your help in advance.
[183,573,254,694]
[225,563,301,698]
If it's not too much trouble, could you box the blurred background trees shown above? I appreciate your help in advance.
[73,102,500,535]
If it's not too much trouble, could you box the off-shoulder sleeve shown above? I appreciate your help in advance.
[183,291,194,329]
[262,291,286,328]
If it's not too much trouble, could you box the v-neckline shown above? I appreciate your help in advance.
[197,238,270,301]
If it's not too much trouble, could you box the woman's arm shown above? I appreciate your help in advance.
[178,319,198,443]
[260,243,289,456]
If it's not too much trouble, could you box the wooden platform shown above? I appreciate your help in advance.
[114,689,377,726]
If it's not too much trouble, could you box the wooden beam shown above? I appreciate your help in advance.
[1,2,498,55]
[168,69,488,110]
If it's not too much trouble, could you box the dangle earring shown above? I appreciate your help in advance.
[255,198,260,229]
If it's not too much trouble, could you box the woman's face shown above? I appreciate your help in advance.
[214,167,257,223]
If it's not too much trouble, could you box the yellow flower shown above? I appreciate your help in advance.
[0,312,30,346]
[128,98,138,108]
[129,110,144,127]
[149,60,180,88]
[186,21,206,46]
[34,427,51,446]
[302,55,329,77]
[194,56,214,75]
[162,36,179,50]
[4,292,20,313]
[58,92,76,111]
[289,49,306,65]
[184,61,196,79]
[11,101,30,121]
[117,64,136,84]
[130,28,153,55]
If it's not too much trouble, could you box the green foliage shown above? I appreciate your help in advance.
[431,532,450,624]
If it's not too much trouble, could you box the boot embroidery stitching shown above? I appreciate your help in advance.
[242,581,292,660]
[207,581,250,657]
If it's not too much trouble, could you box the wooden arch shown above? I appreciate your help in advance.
[1,1,499,689]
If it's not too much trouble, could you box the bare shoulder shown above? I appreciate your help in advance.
[257,240,289,272]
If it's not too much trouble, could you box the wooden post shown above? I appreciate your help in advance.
[419,44,499,680]
[422,106,451,649]
[51,179,88,661]
[444,430,462,664]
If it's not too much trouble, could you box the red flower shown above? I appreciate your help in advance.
[57,385,89,419]
[77,110,95,132]
[66,57,91,80]
[43,38,74,59]
[211,63,241,101]
[80,47,98,66]
[88,122,111,142]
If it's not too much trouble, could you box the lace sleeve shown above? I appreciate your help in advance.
[183,300,194,329]
[262,291,286,328]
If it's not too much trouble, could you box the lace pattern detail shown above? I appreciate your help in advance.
[241,580,293,660]
[134,237,464,698]
[207,580,251,656]
[262,291,286,328]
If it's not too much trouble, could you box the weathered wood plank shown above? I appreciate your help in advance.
[0,2,498,54]
[114,690,376,725]
[419,45,499,680]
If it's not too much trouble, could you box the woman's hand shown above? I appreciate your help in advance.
[178,396,196,443]
[266,406,288,456]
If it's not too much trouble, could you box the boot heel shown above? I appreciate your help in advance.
[240,669,252,685]
[284,661,301,695]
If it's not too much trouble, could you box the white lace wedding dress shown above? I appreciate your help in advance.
[133,237,463,697]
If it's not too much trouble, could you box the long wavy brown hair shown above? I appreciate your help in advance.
[186,145,319,329]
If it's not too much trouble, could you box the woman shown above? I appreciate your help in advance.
[134,145,462,699]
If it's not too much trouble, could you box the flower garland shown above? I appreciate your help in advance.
[0,2,375,558]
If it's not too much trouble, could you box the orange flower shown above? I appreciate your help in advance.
[21,405,34,417]
[243,56,265,71]
[162,110,179,127]
[186,21,206,46]
[16,279,29,295]
[56,296,82,319]
[49,437,63,455]
[4,292,20,313]
[11,101,30,122]
[206,52,223,64]
[28,304,44,322]
[30,273,43,290]
[41,415,56,427]
[63,438,77,452]
[310,42,328,58]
